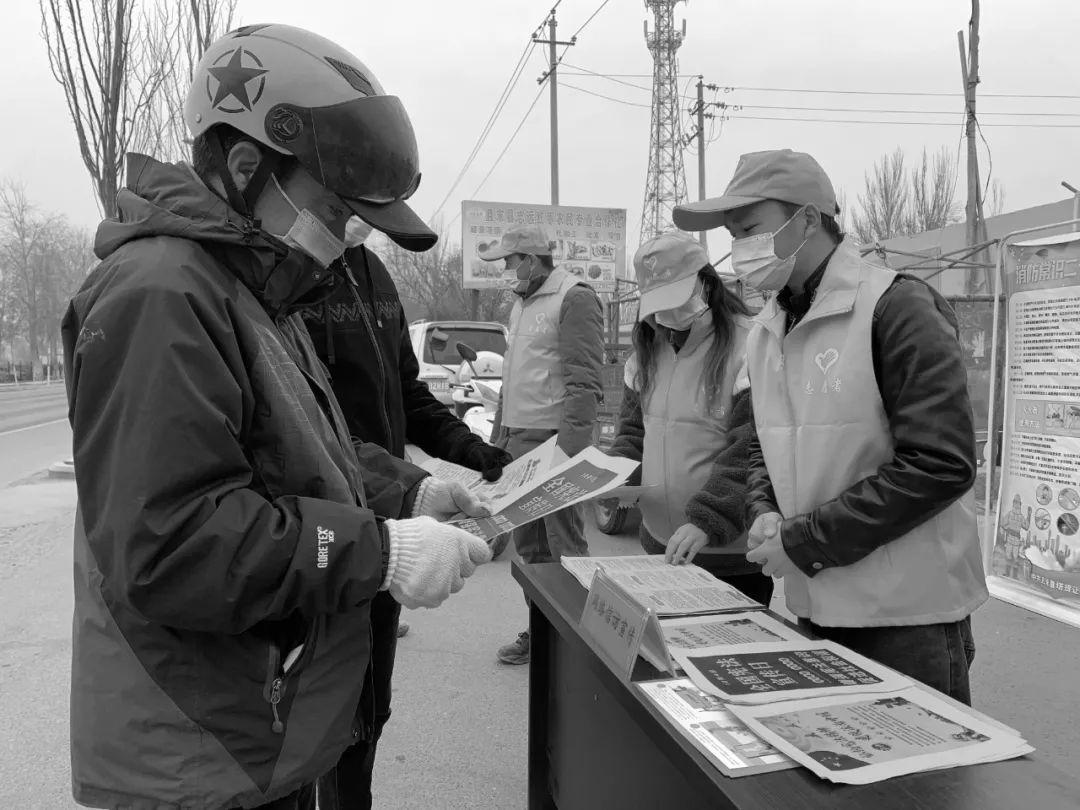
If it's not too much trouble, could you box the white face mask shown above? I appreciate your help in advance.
[731,208,809,292]
[271,175,346,268]
[344,217,374,247]
[653,289,708,330]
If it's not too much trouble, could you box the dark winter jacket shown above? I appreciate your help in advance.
[747,268,977,576]
[299,245,494,466]
[62,155,426,809]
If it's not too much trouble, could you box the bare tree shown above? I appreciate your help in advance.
[909,147,960,233]
[41,0,173,218]
[149,0,239,162]
[850,148,910,244]
[987,179,1007,217]
[377,233,514,323]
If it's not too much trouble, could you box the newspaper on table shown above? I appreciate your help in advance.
[730,686,1032,785]
[444,447,639,542]
[419,436,564,514]
[561,555,766,616]
[672,640,910,705]
[636,678,796,778]
[660,612,805,652]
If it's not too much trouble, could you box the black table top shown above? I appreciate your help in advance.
[514,560,1080,810]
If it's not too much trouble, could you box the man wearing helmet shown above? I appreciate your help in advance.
[63,24,491,810]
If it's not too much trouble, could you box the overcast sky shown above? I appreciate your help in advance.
[3,0,1079,261]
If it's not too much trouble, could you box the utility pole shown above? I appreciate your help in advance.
[958,0,988,293]
[1062,181,1080,222]
[534,11,575,206]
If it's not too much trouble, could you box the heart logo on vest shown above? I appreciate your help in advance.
[814,348,839,376]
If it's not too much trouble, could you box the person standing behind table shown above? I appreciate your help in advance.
[478,224,604,665]
[608,232,774,606]
[673,149,988,704]
[301,216,513,810]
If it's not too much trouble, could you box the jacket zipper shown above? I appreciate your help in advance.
[262,620,321,735]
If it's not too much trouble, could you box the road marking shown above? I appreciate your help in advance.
[0,418,68,438]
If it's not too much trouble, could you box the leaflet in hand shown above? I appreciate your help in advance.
[730,687,1032,785]
[637,678,796,778]
[447,447,639,542]
[660,612,805,651]
[561,555,766,616]
[672,640,910,705]
[419,436,562,514]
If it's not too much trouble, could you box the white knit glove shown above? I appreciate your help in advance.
[381,517,493,609]
[412,478,491,521]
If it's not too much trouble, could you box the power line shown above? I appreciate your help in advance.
[725,102,1080,118]
[429,40,537,221]
[561,81,651,108]
[726,114,1080,128]
[725,85,1080,100]
[466,82,549,206]
[562,62,652,92]
[568,0,614,40]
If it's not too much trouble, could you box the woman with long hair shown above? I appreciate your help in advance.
[610,232,773,604]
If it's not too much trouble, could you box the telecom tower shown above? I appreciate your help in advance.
[640,0,688,243]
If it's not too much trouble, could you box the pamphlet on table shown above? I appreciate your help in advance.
[561,555,766,616]
[672,640,910,705]
[637,678,796,778]
[730,686,1032,785]
[660,612,805,651]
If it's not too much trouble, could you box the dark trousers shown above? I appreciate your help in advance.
[317,590,402,810]
[799,616,977,705]
[243,785,315,810]
[639,526,775,606]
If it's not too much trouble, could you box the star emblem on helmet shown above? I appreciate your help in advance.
[206,47,268,113]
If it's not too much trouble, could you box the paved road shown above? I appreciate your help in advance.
[1,488,1076,809]
[0,383,68,433]
[0,383,71,490]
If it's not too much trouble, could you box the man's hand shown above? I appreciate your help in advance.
[666,524,709,565]
[413,479,491,521]
[745,512,797,578]
[381,517,492,609]
[463,444,514,482]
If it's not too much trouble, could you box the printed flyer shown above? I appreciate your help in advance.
[449,448,638,542]
[636,679,796,778]
[659,612,805,651]
[731,687,1032,785]
[461,200,628,292]
[992,233,1080,622]
[672,641,909,705]
[560,555,766,616]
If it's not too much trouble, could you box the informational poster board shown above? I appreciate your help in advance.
[461,200,628,292]
[991,232,1080,626]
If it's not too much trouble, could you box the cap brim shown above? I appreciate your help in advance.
[477,244,513,261]
[638,274,699,319]
[672,194,765,231]
[345,197,437,253]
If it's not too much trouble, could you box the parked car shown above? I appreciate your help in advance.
[407,320,508,407]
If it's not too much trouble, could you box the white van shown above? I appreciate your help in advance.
[407,320,508,407]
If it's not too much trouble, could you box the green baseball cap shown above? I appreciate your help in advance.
[477,224,554,261]
[673,149,838,231]
[634,231,710,319]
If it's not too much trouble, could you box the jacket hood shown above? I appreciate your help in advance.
[94,154,335,317]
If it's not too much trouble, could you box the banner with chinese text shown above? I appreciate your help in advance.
[991,233,1080,624]
[461,200,628,292]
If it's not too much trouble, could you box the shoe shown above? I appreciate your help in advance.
[497,630,530,665]
[397,621,410,638]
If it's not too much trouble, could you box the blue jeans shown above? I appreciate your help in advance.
[500,427,589,564]
[798,617,977,705]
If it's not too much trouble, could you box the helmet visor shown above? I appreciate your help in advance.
[264,95,420,204]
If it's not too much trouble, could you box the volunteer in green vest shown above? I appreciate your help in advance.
[673,149,988,704]
[609,231,773,606]
[479,224,604,665]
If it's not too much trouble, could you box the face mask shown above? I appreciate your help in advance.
[511,256,548,296]
[271,175,346,268]
[731,208,809,292]
[344,217,374,247]
[654,293,708,330]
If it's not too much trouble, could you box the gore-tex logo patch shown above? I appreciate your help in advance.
[316,526,336,569]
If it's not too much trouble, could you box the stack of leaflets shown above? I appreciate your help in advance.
[561,555,766,616]
[636,679,796,777]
